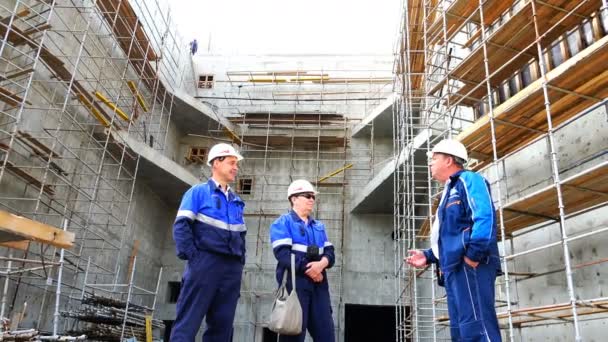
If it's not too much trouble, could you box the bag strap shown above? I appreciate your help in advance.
[290,253,296,291]
[280,253,297,291]
[280,268,288,287]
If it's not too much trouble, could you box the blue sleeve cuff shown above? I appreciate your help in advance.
[322,246,335,269]
[173,218,197,261]
[423,248,438,264]
[465,247,487,262]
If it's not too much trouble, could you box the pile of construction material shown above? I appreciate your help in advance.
[61,294,163,341]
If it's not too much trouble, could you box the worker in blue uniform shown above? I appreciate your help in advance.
[171,143,246,342]
[270,179,335,342]
[406,139,502,342]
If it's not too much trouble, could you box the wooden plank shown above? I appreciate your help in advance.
[0,86,32,107]
[427,0,516,46]
[0,240,30,251]
[0,209,74,248]
[242,136,346,149]
[497,299,608,326]
[439,298,608,324]
[450,0,602,104]
[126,240,139,283]
[0,9,30,24]
[4,160,55,196]
[96,0,162,95]
[0,68,34,82]
[14,132,68,176]
[22,23,52,36]
[503,161,608,233]
[420,162,607,236]
[0,20,119,128]
[17,131,59,157]
[457,33,608,169]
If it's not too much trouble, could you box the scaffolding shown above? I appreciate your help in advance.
[190,60,394,338]
[0,0,192,339]
[395,0,608,340]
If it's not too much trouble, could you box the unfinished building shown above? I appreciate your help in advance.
[394,0,608,340]
[0,0,606,341]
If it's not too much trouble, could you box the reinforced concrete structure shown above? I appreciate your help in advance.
[394,0,608,340]
[0,0,606,341]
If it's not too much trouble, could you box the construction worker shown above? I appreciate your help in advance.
[405,139,502,342]
[190,38,198,55]
[270,179,335,342]
[171,143,246,342]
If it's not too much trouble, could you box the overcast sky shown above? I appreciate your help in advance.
[169,0,401,55]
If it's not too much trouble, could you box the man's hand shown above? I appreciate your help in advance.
[463,256,479,268]
[405,250,427,268]
[305,257,329,281]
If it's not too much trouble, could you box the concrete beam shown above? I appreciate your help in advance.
[170,89,237,136]
[351,93,395,138]
[350,129,430,213]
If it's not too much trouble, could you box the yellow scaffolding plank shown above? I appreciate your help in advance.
[78,94,110,127]
[94,91,130,121]
[223,127,242,144]
[318,164,353,183]
[127,80,149,112]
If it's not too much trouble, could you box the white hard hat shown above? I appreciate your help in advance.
[427,139,468,162]
[287,179,317,199]
[207,143,244,166]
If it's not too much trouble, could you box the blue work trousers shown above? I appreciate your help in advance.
[444,262,501,342]
[170,250,243,342]
[279,277,335,342]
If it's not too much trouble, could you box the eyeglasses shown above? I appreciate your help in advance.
[298,193,316,200]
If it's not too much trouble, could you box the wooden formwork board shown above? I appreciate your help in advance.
[228,113,345,125]
[449,0,602,106]
[438,298,608,326]
[497,298,608,327]
[419,161,608,238]
[0,17,118,126]
[96,0,162,95]
[502,161,608,234]
[426,0,515,46]
[457,33,608,169]
[399,0,430,91]
[241,136,346,149]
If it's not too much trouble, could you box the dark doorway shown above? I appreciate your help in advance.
[262,327,278,342]
[163,320,174,341]
[167,281,181,303]
[345,304,409,342]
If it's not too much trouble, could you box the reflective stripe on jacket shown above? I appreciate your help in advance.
[424,170,501,273]
[270,210,335,288]
[173,180,246,261]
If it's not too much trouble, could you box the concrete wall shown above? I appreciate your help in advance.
[0,0,194,338]
[414,102,608,341]
[154,165,397,342]
[192,54,393,120]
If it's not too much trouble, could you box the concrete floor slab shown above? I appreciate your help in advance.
[350,129,430,213]
[352,93,395,138]
[111,130,198,207]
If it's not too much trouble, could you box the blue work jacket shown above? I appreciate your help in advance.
[270,210,335,289]
[173,179,246,262]
[424,170,501,273]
